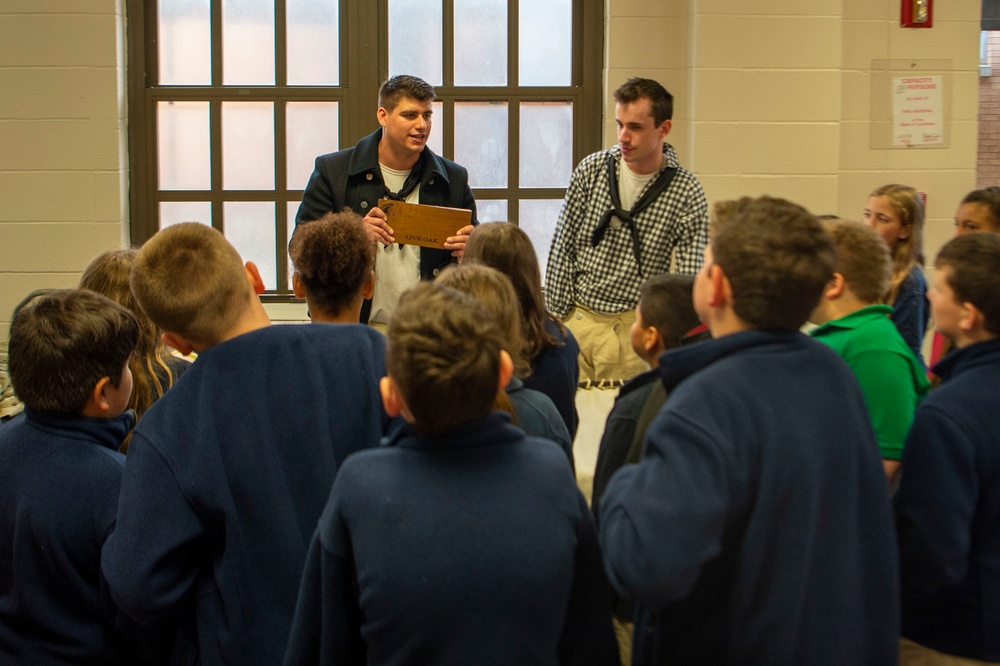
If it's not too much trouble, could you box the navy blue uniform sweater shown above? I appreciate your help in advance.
[283,412,618,666]
[600,330,899,665]
[102,324,392,666]
[0,409,143,665]
[895,338,1000,661]
[522,318,580,439]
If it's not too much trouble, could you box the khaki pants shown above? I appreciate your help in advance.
[564,305,648,385]
[899,638,1000,666]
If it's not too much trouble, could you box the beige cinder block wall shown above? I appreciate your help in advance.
[0,1,128,344]
[606,0,979,276]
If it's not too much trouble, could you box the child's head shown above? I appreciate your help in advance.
[8,289,138,417]
[131,223,255,348]
[955,186,1000,236]
[288,210,376,322]
[704,196,834,332]
[630,274,699,365]
[435,263,529,377]
[384,282,509,437]
[865,184,924,254]
[931,233,1000,343]
[80,249,177,417]
[820,219,892,305]
[462,222,558,360]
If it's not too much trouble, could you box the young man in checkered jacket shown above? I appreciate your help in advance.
[544,78,709,384]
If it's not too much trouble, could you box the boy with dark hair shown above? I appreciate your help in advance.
[591,273,702,523]
[101,223,392,665]
[895,232,1000,664]
[284,282,618,666]
[0,289,143,664]
[288,209,376,323]
[599,196,899,664]
[809,219,930,483]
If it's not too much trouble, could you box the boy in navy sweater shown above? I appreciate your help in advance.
[101,223,392,665]
[284,282,618,666]
[895,232,1000,664]
[599,196,899,665]
[0,289,144,664]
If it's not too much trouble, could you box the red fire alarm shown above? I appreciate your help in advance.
[901,0,933,28]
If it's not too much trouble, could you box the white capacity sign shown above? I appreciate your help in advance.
[893,76,943,146]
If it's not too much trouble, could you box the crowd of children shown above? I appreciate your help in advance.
[1,187,998,666]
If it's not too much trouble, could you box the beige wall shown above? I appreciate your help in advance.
[0,1,983,343]
[0,0,128,343]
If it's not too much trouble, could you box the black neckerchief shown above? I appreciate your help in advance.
[382,158,424,202]
[591,154,677,278]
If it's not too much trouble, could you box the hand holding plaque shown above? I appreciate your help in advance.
[377,199,473,250]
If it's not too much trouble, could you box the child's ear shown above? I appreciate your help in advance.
[380,376,405,418]
[898,224,913,241]
[244,262,266,295]
[959,301,984,333]
[81,377,113,418]
[362,270,375,300]
[709,264,731,308]
[291,272,307,300]
[645,326,667,357]
[161,332,194,357]
[497,350,514,392]
[825,272,846,300]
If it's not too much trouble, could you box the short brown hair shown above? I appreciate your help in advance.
[637,274,700,348]
[712,196,835,330]
[289,210,375,317]
[378,75,435,112]
[435,263,529,377]
[613,78,673,125]
[386,282,503,437]
[131,223,251,346]
[935,232,1000,336]
[8,289,138,415]
[820,219,891,304]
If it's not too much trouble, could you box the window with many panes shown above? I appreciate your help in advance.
[127,0,602,297]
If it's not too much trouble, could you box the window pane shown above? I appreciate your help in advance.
[519,102,573,188]
[287,0,339,85]
[518,199,563,281]
[287,102,339,190]
[158,101,211,190]
[222,0,275,85]
[388,0,442,85]
[225,202,276,290]
[519,0,572,86]
[476,199,508,223]
[455,102,508,188]
[427,101,443,156]
[159,202,211,230]
[158,0,211,85]
[222,102,275,190]
[454,0,506,86]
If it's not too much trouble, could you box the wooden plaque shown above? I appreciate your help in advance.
[377,199,473,249]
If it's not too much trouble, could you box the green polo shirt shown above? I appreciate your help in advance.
[811,304,930,460]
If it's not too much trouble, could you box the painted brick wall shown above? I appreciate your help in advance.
[978,32,1000,188]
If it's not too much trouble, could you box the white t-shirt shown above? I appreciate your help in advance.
[618,159,660,212]
[368,164,422,325]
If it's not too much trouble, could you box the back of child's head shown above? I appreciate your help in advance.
[638,274,699,349]
[820,219,892,304]
[958,186,1000,234]
[386,282,504,437]
[131,223,250,346]
[436,263,530,377]
[463,222,560,361]
[288,209,375,316]
[935,232,1000,336]
[80,248,176,417]
[8,289,138,415]
[711,196,835,331]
